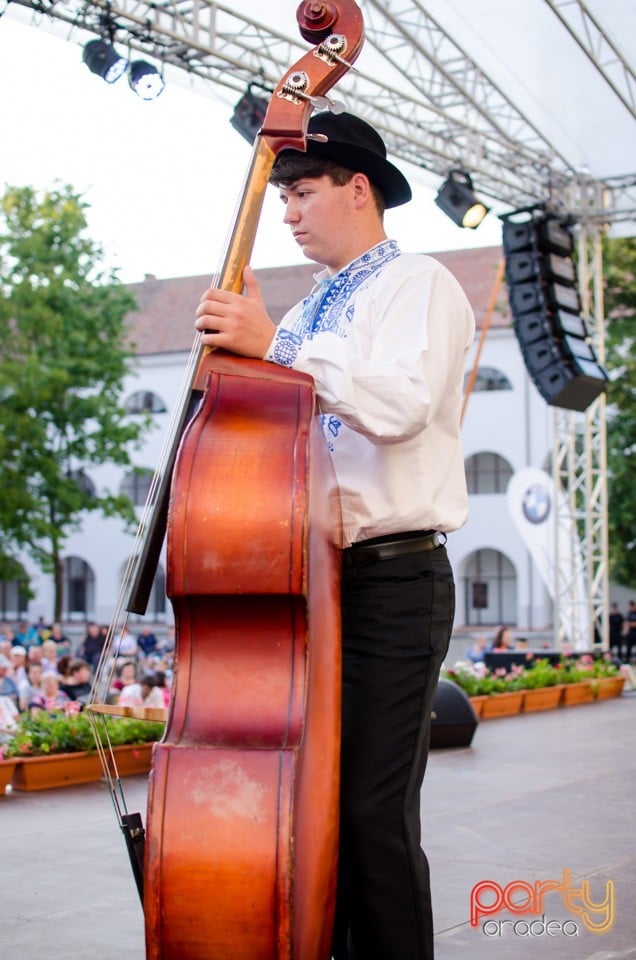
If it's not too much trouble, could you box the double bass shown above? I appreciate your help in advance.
[89,3,365,958]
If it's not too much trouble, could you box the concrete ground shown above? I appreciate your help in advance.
[1,693,635,960]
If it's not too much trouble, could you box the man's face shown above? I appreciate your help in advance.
[279,175,356,272]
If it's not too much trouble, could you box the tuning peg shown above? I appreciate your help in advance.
[307,94,345,113]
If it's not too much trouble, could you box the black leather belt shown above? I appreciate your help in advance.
[343,530,447,567]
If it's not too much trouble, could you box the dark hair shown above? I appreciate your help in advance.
[270,154,386,216]
[69,658,90,675]
[117,659,137,677]
[57,654,72,676]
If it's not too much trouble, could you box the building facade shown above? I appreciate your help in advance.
[5,246,556,632]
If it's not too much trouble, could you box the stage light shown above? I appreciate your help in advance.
[82,39,128,84]
[230,87,270,144]
[435,170,489,229]
[128,60,165,100]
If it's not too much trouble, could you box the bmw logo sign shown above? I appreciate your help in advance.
[522,483,551,525]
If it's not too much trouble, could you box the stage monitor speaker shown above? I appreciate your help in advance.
[430,679,479,749]
[502,212,608,412]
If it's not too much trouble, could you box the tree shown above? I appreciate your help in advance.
[0,184,148,622]
[603,235,636,587]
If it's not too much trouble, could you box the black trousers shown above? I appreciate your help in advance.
[332,545,455,960]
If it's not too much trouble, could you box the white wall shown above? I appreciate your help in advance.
[17,330,561,631]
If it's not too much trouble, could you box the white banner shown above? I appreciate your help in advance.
[507,468,588,649]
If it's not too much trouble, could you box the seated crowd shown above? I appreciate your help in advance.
[0,618,174,744]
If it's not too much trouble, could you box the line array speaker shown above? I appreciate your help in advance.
[502,213,608,412]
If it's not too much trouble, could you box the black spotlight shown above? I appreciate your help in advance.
[435,170,490,229]
[230,87,270,144]
[128,60,165,100]
[83,39,128,84]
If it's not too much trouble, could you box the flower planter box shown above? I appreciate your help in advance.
[562,680,595,706]
[0,759,20,795]
[469,695,489,718]
[481,691,524,719]
[522,685,564,713]
[594,676,626,700]
[10,743,154,792]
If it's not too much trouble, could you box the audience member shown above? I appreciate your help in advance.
[137,626,159,658]
[609,603,624,660]
[79,622,107,670]
[0,694,19,741]
[14,621,33,647]
[33,616,52,642]
[59,659,93,705]
[491,626,516,651]
[464,635,488,664]
[10,646,28,685]
[56,655,73,686]
[161,625,176,654]
[28,673,71,715]
[26,645,44,667]
[18,662,44,712]
[40,640,60,675]
[117,672,166,709]
[625,601,636,664]
[115,627,138,658]
[48,623,70,653]
[153,670,172,708]
[110,660,138,697]
[0,654,19,707]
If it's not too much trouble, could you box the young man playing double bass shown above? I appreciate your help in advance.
[195,111,475,960]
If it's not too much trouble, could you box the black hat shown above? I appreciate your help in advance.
[283,111,412,209]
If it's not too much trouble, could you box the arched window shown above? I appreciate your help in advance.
[64,556,95,619]
[125,390,167,414]
[463,549,517,626]
[465,452,514,494]
[464,366,512,392]
[0,577,30,620]
[121,468,154,507]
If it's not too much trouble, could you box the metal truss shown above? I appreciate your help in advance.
[8,0,619,645]
[544,0,635,120]
[8,0,636,224]
[552,223,609,650]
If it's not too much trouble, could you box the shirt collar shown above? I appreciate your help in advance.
[312,239,400,285]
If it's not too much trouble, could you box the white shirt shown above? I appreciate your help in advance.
[118,683,165,709]
[265,242,475,547]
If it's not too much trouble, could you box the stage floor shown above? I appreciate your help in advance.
[1,694,635,960]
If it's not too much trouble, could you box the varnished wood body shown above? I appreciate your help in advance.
[144,353,342,959]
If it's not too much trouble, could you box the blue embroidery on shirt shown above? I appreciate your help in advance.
[272,328,303,366]
[272,241,401,367]
[320,413,342,451]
